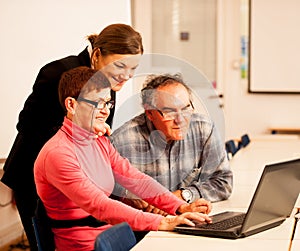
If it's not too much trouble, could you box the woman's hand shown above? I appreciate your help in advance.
[158,212,212,231]
[94,122,112,136]
[177,199,212,214]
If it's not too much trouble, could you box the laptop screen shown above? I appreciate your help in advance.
[241,158,300,233]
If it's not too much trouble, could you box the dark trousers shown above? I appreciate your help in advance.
[94,222,148,251]
[14,188,38,251]
[133,231,149,243]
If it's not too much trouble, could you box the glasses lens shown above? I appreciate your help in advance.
[96,100,114,110]
[182,109,193,117]
[163,109,193,120]
[106,101,114,109]
[163,112,177,120]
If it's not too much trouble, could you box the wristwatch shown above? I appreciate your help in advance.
[181,188,193,203]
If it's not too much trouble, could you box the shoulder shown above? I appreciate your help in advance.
[38,48,88,79]
[110,114,147,140]
[35,137,61,171]
[187,113,216,138]
[39,56,79,77]
[190,113,214,128]
[38,132,70,159]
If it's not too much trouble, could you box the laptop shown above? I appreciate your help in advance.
[175,158,300,239]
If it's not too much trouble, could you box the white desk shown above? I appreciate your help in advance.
[132,135,300,251]
[290,210,300,251]
[132,219,295,251]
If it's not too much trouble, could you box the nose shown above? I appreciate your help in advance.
[120,69,134,80]
[174,112,186,124]
[98,105,110,115]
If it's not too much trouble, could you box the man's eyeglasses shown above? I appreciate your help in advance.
[77,97,114,110]
[155,102,194,121]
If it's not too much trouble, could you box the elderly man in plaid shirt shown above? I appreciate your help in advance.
[110,73,232,214]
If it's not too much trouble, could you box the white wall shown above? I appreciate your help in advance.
[249,0,300,93]
[0,0,131,158]
[219,0,300,139]
[133,0,300,140]
[0,0,131,247]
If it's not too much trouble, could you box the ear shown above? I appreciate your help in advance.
[145,109,154,122]
[65,97,76,116]
[91,48,101,68]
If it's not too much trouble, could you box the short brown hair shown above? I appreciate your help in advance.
[87,23,143,55]
[58,66,110,113]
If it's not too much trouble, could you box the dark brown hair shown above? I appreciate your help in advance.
[58,66,110,113]
[87,23,143,55]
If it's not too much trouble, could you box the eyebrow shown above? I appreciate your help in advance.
[160,103,192,111]
[96,96,111,102]
[114,61,126,66]
[114,61,139,69]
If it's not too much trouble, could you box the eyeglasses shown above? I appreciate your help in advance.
[155,102,194,121]
[77,97,114,110]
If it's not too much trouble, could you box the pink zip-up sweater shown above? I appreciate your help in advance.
[34,117,185,250]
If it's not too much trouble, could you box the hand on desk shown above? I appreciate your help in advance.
[122,195,211,216]
[177,199,212,215]
[158,212,212,231]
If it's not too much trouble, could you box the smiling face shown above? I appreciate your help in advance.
[71,88,111,133]
[145,83,193,142]
[92,49,141,91]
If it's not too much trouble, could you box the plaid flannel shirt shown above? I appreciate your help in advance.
[110,113,233,202]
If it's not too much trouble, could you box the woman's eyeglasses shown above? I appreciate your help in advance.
[77,97,114,110]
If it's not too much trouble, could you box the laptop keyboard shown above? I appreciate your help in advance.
[195,214,246,230]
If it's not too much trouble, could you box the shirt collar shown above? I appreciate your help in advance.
[61,117,97,145]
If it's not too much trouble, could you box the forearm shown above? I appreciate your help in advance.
[112,153,185,215]
[190,132,233,201]
[195,178,232,201]
[189,167,233,202]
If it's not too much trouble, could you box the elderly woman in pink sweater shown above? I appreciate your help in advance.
[34,66,212,251]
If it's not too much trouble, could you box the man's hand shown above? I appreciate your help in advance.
[177,198,212,214]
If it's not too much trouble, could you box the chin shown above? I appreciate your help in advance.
[175,137,184,141]
[172,132,187,141]
[170,135,184,141]
[112,82,126,92]
[112,86,122,92]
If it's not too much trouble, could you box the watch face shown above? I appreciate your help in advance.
[182,189,192,202]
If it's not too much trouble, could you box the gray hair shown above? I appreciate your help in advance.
[141,73,192,107]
